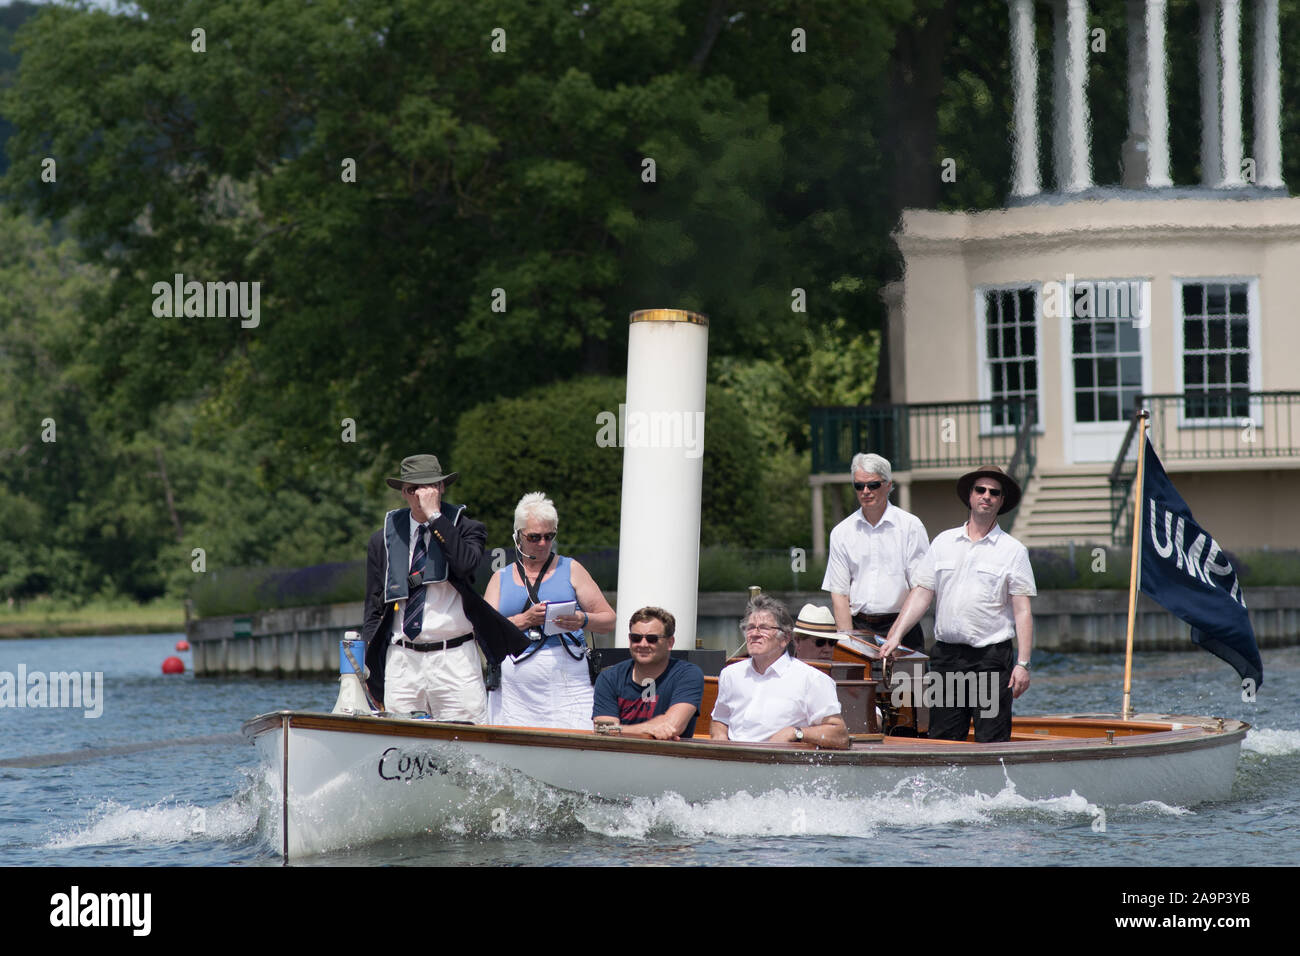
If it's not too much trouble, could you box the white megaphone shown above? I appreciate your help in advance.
[333,630,377,715]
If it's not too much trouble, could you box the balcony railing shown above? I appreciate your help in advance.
[1109,391,1300,543]
[811,398,1038,474]
[1145,390,1300,459]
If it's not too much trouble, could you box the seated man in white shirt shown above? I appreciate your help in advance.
[710,595,850,750]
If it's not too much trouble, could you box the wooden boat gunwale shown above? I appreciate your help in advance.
[241,709,1249,769]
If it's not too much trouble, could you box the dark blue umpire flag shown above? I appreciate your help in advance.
[1139,437,1263,687]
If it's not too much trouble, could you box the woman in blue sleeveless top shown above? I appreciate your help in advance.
[484,492,616,728]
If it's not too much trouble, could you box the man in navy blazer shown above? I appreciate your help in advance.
[362,454,529,719]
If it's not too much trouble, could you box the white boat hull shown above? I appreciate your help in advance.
[245,711,1247,858]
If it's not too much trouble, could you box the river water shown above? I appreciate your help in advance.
[2,633,1298,868]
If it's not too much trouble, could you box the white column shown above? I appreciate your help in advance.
[1061,0,1092,191]
[615,310,709,649]
[1009,0,1040,197]
[1145,0,1171,186]
[1220,0,1245,186]
[1254,0,1283,187]
[1199,0,1221,185]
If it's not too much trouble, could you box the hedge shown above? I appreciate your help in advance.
[450,375,764,548]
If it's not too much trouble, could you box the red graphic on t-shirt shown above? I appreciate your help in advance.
[616,694,658,724]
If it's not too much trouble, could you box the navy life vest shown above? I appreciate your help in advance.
[382,504,466,602]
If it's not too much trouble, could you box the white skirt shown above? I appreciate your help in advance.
[489,644,594,730]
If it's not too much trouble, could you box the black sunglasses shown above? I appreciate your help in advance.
[853,480,885,492]
[973,485,1004,498]
[629,632,662,644]
[800,636,837,648]
[522,532,557,543]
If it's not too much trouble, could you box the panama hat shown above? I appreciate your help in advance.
[792,603,839,638]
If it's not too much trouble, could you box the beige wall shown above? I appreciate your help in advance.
[891,197,1300,474]
[904,478,971,540]
[1152,470,1300,552]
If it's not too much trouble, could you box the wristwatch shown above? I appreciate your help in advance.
[793,727,804,742]
[1016,660,1031,670]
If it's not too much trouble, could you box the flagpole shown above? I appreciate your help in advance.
[1122,409,1150,719]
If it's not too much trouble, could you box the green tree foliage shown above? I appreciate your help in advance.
[0,211,110,599]
[452,375,762,549]
[0,0,908,479]
[0,0,913,602]
[140,402,387,597]
[0,1,42,176]
[0,213,385,603]
[711,317,878,547]
[0,0,921,453]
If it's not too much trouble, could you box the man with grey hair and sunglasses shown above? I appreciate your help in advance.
[710,595,849,749]
[822,452,930,651]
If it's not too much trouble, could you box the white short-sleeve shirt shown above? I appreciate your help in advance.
[913,522,1036,648]
[821,503,929,615]
[710,653,841,742]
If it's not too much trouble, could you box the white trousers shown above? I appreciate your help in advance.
[489,644,593,730]
[384,640,488,723]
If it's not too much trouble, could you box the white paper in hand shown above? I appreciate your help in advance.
[542,600,577,636]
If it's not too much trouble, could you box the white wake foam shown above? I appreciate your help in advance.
[574,773,1119,840]
[1243,727,1300,756]
[46,796,259,849]
[45,766,270,851]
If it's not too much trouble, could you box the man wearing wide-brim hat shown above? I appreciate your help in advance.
[362,454,530,719]
[880,464,1037,743]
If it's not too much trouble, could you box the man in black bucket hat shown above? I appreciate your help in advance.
[362,454,530,719]
[879,465,1036,742]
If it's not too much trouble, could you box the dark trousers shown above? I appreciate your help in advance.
[853,612,925,652]
[927,640,1014,743]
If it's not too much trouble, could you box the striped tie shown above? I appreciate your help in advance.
[403,524,428,639]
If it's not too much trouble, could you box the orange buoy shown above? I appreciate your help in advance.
[175,639,191,651]
[162,656,185,674]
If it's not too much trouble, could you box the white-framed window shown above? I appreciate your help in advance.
[1175,278,1259,422]
[977,285,1041,432]
[1071,285,1144,424]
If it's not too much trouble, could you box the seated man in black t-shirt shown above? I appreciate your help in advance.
[592,606,705,740]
